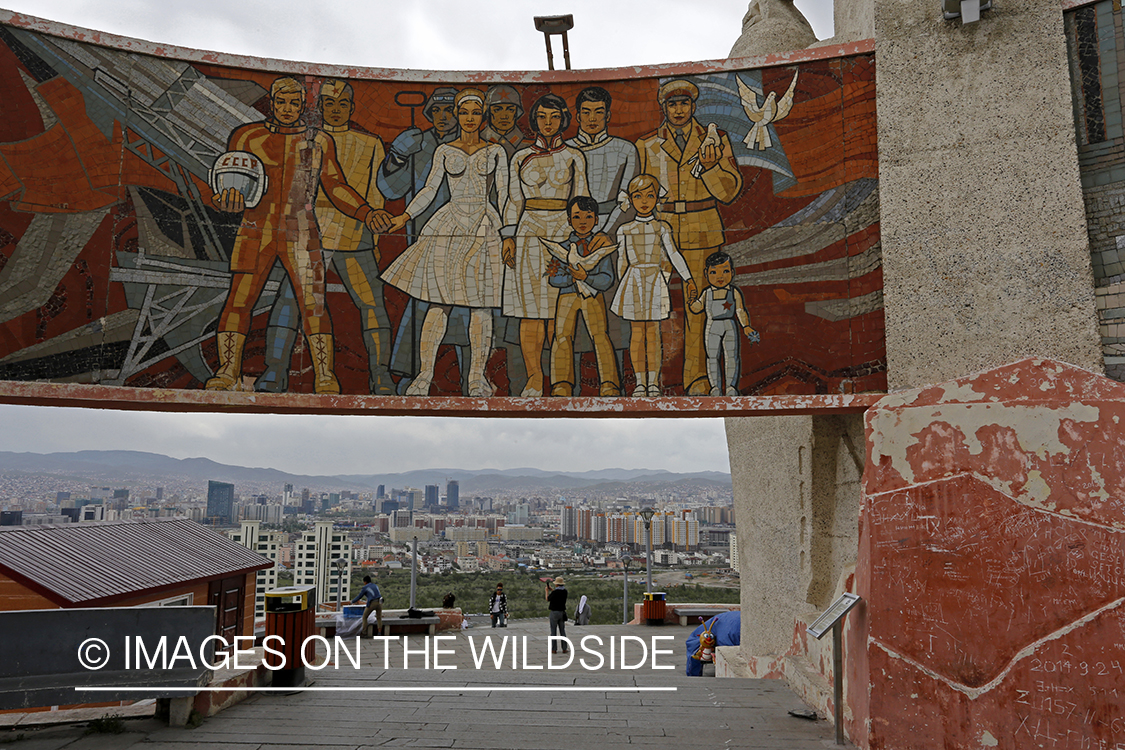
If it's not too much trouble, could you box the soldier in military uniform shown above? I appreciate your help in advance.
[635,79,744,395]
[481,84,530,160]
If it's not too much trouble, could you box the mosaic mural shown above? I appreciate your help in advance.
[0,19,883,400]
[1067,0,1125,384]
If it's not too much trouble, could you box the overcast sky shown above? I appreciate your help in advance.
[0,0,835,477]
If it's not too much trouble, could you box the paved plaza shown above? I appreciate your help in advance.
[1,621,849,749]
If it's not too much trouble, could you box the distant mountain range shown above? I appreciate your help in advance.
[0,450,730,495]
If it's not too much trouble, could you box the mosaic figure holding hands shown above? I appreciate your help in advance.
[501,94,609,397]
[610,174,697,396]
[382,89,508,397]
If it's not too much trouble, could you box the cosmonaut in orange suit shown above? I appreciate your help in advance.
[208,76,392,393]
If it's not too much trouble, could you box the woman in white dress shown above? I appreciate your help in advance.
[385,88,508,396]
[501,94,603,397]
[611,174,697,396]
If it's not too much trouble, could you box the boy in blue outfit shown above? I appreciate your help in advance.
[687,251,758,396]
[547,196,621,396]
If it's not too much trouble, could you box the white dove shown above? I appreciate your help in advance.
[736,70,799,151]
[538,238,618,298]
[689,123,722,178]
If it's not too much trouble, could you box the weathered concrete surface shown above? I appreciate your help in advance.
[727,414,863,696]
[875,0,1102,388]
[852,358,1125,749]
[811,0,875,47]
[0,621,851,749]
[0,380,880,417]
[729,0,818,59]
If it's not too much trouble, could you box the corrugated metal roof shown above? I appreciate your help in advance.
[0,518,272,605]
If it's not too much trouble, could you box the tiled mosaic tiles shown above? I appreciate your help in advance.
[0,19,885,401]
[1068,0,1125,382]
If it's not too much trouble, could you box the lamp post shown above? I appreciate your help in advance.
[640,508,656,595]
[533,15,574,70]
[621,555,632,624]
[409,535,419,609]
[333,557,347,610]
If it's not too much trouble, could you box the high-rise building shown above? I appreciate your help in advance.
[155,487,164,501]
[243,503,283,524]
[301,488,314,515]
[377,485,385,499]
[578,508,592,540]
[729,530,740,574]
[559,505,578,540]
[56,491,71,505]
[446,480,459,509]
[425,485,439,508]
[206,481,235,525]
[229,519,282,619]
[293,521,352,607]
[607,513,633,544]
[670,510,699,549]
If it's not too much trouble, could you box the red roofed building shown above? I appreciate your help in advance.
[0,517,272,642]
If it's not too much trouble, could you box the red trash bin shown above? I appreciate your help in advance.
[264,585,316,687]
[643,591,667,625]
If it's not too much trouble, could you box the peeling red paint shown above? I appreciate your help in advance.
[852,358,1125,749]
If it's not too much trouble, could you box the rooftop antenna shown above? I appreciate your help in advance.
[534,15,574,71]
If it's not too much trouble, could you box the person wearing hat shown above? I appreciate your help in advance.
[635,79,744,396]
[376,87,474,395]
[254,79,396,396]
[545,576,570,653]
[377,86,460,229]
[481,84,530,160]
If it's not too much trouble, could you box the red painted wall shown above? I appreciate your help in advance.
[851,359,1125,749]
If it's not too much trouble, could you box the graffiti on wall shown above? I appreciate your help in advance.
[0,18,883,401]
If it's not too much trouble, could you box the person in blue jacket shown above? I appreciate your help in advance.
[352,574,383,636]
[546,196,620,396]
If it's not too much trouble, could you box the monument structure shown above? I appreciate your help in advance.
[725,1,1124,748]
[0,1,1122,747]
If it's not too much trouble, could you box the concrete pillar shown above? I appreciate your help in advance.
[811,0,875,47]
[834,0,874,44]
[876,0,1102,388]
[727,413,864,669]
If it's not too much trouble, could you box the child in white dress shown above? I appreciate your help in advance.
[610,174,697,396]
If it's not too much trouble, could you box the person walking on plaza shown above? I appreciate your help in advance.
[489,582,508,628]
[352,574,383,636]
[545,576,569,653]
[573,594,591,626]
